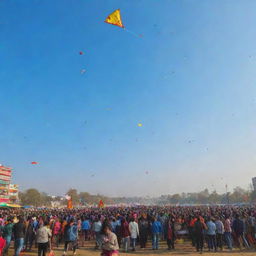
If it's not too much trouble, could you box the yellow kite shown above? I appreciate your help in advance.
[105,9,124,28]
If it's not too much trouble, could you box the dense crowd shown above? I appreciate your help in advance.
[0,205,254,256]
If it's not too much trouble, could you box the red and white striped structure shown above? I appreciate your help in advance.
[0,165,12,203]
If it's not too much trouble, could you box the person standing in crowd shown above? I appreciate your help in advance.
[129,218,139,251]
[247,212,256,247]
[138,216,149,249]
[25,217,36,251]
[36,221,52,256]
[101,223,119,256]
[215,216,224,251]
[63,219,78,256]
[52,218,61,248]
[193,217,205,253]
[92,217,102,249]
[241,213,250,248]
[0,232,6,256]
[233,214,249,249]
[13,216,26,256]
[2,217,13,255]
[110,218,118,234]
[120,218,130,253]
[115,218,122,248]
[81,217,91,246]
[206,217,217,252]
[224,215,232,250]
[166,217,175,250]
[151,217,162,250]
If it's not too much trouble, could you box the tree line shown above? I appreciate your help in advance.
[18,186,256,207]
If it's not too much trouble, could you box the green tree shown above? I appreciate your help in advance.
[208,191,221,204]
[197,189,209,204]
[79,192,91,205]
[40,192,52,206]
[170,194,181,204]
[19,188,42,206]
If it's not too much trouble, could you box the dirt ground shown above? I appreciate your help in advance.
[11,240,256,256]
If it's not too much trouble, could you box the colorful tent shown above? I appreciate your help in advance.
[7,204,21,208]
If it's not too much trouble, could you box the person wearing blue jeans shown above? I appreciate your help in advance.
[14,238,24,256]
[206,218,217,251]
[151,217,162,250]
[13,216,26,256]
[224,232,232,249]
[128,218,139,251]
[4,235,12,254]
[122,237,130,252]
[152,232,160,250]
[3,218,14,255]
[131,237,137,251]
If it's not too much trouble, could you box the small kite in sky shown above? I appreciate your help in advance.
[105,9,142,38]
[105,9,124,28]
[80,69,86,74]
[79,51,84,55]
[31,162,38,165]
[138,123,143,127]
[145,171,149,175]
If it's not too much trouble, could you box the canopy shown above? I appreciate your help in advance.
[0,203,21,208]
[7,204,21,208]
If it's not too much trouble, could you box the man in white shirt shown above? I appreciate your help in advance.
[129,218,139,251]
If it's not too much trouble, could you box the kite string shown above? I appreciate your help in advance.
[124,28,141,38]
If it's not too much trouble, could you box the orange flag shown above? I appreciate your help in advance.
[98,199,104,208]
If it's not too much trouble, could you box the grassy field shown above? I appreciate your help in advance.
[12,240,256,256]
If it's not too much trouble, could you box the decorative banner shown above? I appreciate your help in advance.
[98,199,104,208]
[67,198,73,209]
[0,180,10,185]
[0,175,11,181]
[0,198,9,203]
[0,165,12,170]
[0,171,12,177]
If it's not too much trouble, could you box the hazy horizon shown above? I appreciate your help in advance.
[1,0,256,197]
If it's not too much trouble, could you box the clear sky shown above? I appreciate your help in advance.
[1,0,256,197]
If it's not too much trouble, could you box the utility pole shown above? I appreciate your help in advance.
[225,184,229,205]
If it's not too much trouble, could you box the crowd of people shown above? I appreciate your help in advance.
[0,205,254,255]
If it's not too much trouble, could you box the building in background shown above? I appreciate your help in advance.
[252,177,256,191]
[0,165,12,203]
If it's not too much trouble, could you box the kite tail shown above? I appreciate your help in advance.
[124,28,141,38]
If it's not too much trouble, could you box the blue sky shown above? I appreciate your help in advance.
[1,0,256,196]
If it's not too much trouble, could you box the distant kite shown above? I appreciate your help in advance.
[105,9,124,28]
[138,123,143,127]
[79,51,84,55]
[31,162,38,165]
[80,69,86,74]
[104,9,142,38]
